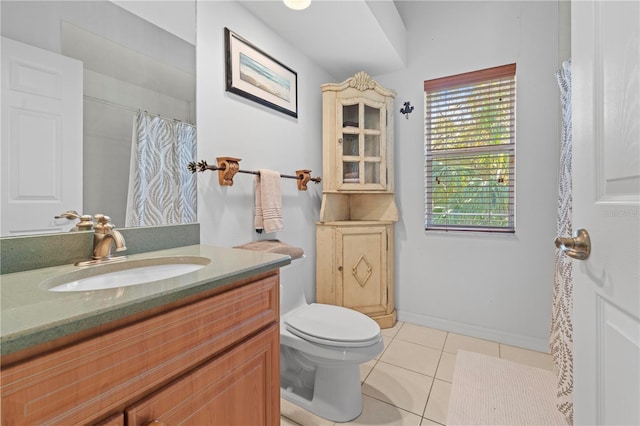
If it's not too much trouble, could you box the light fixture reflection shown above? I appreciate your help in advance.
[283,0,311,11]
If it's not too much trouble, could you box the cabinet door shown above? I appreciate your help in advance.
[126,323,280,426]
[337,98,387,191]
[336,226,388,315]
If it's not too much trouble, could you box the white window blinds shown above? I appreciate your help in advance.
[424,64,516,232]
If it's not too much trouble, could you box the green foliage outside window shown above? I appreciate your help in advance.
[425,66,515,232]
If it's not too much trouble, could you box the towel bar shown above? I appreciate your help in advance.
[187,157,321,191]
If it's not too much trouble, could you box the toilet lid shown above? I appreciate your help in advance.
[285,303,381,347]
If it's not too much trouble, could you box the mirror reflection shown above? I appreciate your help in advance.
[0,1,196,236]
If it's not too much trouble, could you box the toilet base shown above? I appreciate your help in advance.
[281,363,363,423]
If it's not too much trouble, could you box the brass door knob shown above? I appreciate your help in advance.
[555,228,591,260]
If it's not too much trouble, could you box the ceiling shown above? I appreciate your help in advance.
[237,0,408,80]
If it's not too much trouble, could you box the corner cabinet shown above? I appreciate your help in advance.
[317,72,398,328]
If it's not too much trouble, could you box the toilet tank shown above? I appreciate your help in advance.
[280,256,308,315]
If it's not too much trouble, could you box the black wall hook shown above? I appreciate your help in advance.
[400,101,414,119]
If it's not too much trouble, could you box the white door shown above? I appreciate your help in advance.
[1,37,83,236]
[571,1,639,425]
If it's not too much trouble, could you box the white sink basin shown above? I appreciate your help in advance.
[43,256,210,292]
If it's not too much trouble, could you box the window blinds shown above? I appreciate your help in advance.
[424,64,516,232]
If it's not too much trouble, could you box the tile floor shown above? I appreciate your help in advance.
[280,321,555,426]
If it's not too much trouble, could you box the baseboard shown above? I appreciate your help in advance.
[397,310,550,353]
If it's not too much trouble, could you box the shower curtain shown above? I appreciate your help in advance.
[550,59,573,422]
[125,111,197,227]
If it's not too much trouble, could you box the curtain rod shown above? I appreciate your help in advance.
[83,95,195,125]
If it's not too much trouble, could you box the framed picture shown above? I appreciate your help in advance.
[225,28,298,118]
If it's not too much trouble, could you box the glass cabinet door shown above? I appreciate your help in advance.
[338,100,386,190]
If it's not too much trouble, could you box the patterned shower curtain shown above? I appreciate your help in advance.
[125,111,197,227]
[550,59,573,422]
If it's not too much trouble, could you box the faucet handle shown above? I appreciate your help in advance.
[55,210,81,220]
[75,215,95,231]
[93,214,116,233]
[94,214,110,224]
[56,210,95,231]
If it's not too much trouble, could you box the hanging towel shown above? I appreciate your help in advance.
[254,169,283,233]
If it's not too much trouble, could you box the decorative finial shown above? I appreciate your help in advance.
[349,71,376,91]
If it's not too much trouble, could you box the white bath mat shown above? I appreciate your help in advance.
[446,350,571,425]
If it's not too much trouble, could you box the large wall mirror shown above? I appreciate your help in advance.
[0,1,196,236]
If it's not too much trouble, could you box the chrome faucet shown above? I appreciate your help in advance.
[92,214,127,260]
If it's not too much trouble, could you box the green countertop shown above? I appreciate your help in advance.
[0,244,291,356]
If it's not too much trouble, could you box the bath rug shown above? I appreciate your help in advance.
[447,350,570,425]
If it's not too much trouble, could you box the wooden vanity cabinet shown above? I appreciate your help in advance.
[126,324,278,425]
[317,72,398,328]
[1,272,280,425]
[94,412,125,426]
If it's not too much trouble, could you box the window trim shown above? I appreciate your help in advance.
[424,64,516,233]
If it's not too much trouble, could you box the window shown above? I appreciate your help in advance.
[424,64,516,232]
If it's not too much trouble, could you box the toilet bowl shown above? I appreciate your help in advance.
[280,257,383,422]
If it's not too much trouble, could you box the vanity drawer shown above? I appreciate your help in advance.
[1,273,279,425]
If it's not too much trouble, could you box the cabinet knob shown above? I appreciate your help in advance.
[338,138,343,144]
[338,266,343,271]
[145,420,166,426]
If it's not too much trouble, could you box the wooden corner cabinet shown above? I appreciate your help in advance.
[1,272,280,425]
[316,72,398,328]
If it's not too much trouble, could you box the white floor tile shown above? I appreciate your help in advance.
[435,351,457,383]
[363,361,433,416]
[343,395,423,425]
[423,379,452,425]
[500,343,555,371]
[381,321,404,338]
[381,338,441,376]
[376,334,392,360]
[421,418,445,425]
[281,398,334,426]
[360,358,376,383]
[396,323,448,351]
[281,415,302,426]
[443,332,500,357]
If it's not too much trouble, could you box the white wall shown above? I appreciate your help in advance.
[373,1,566,351]
[196,1,331,300]
[197,1,568,352]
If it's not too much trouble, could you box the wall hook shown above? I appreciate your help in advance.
[400,101,414,119]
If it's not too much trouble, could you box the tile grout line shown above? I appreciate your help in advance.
[422,332,449,424]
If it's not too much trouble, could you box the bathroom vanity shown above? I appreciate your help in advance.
[1,245,288,425]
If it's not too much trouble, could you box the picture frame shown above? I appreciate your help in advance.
[225,28,298,118]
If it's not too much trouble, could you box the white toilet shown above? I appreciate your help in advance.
[280,256,383,422]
